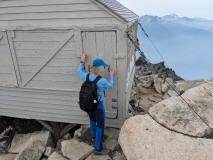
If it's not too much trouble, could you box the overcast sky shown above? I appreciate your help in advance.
[116,0,213,20]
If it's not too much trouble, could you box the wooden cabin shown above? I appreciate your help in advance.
[0,0,138,128]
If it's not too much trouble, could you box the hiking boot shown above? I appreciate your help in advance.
[94,148,109,155]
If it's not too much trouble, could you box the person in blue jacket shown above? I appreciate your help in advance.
[78,53,114,155]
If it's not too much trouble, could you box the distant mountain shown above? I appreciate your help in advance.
[161,14,180,21]
[162,14,213,33]
[137,15,213,80]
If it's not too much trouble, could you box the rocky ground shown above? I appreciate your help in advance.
[0,57,213,160]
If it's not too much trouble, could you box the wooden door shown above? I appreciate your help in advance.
[81,31,118,118]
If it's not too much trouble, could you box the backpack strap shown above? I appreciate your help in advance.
[86,73,90,82]
[93,76,102,84]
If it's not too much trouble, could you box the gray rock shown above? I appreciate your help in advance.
[165,78,174,89]
[161,83,169,93]
[162,93,170,100]
[9,131,50,153]
[153,77,162,94]
[119,115,213,160]
[85,154,112,160]
[61,139,94,160]
[47,151,68,160]
[56,139,65,151]
[14,139,45,160]
[44,147,57,158]
[113,155,126,160]
[103,138,118,151]
[62,133,71,140]
[175,79,213,93]
[138,75,154,87]
[149,81,213,137]
[167,90,179,97]
[0,154,17,160]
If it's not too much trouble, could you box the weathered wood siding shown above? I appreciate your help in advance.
[10,30,82,89]
[0,32,17,86]
[0,0,123,29]
[0,86,120,127]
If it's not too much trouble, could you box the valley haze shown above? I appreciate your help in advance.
[137,14,213,80]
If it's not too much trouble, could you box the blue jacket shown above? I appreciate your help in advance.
[77,62,113,101]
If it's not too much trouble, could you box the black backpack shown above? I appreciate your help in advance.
[79,73,102,113]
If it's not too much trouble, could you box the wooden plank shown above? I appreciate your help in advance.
[116,29,127,125]
[21,30,74,87]
[82,32,90,72]
[4,32,17,86]
[96,32,105,59]
[36,120,53,133]
[19,66,77,75]
[16,50,76,59]
[88,32,97,73]
[0,95,78,107]
[0,90,78,102]
[111,31,118,117]
[26,81,81,90]
[0,111,31,119]
[0,101,82,114]
[7,31,22,86]
[18,59,79,67]
[13,41,75,50]
[0,67,12,74]
[31,115,89,125]
[60,123,77,137]
[21,73,81,82]
[8,18,122,28]
[0,4,101,15]
[0,0,92,8]
[13,31,68,42]
[0,11,113,21]
[0,73,14,81]
[50,122,60,142]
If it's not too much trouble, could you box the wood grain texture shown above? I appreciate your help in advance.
[0,11,112,21]
[0,0,92,8]
[21,30,74,87]
[0,4,101,14]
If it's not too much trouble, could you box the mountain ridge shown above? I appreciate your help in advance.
[137,15,213,80]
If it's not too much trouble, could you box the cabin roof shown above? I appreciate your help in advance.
[96,0,139,25]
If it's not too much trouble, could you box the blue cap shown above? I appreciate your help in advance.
[93,58,108,67]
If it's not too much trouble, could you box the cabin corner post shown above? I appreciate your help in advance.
[116,28,128,126]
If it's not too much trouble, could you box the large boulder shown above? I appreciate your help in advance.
[61,139,94,160]
[175,79,213,94]
[118,115,213,160]
[149,81,213,137]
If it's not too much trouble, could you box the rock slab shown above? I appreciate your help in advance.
[61,139,94,160]
[85,154,112,160]
[119,115,213,160]
[9,131,50,153]
[47,151,67,160]
[0,154,17,160]
[149,81,213,137]
[14,139,45,160]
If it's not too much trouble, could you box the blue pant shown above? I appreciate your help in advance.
[88,101,106,151]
